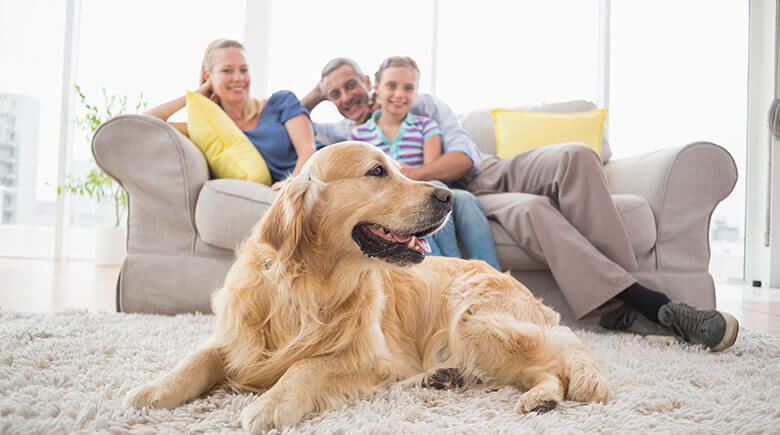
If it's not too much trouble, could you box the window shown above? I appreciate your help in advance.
[266,0,435,123]
[610,0,749,281]
[0,0,66,257]
[70,0,246,258]
[435,0,600,114]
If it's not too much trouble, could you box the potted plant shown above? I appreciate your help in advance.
[58,85,146,265]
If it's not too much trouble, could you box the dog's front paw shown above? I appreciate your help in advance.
[514,390,559,414]
[241,394,305,433]
[124,382,180,410]
[423,368,464,390]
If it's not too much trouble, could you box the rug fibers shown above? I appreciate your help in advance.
[0,309,778,434]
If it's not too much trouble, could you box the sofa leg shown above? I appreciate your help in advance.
[115,267,122,313]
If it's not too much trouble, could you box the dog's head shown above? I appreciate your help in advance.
[257,142,452,268]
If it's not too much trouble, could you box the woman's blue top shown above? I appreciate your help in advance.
[242,90,310,183]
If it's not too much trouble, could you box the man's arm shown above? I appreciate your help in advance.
[301,84,327,112]
[401,151,473,183]
[410,94,483,180]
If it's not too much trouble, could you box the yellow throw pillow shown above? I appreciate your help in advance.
[491,108,608,159]
[186,91,271,185]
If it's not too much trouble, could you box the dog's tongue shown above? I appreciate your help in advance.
[392,232,431,254]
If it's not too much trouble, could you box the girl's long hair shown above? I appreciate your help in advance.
[201,39,262,120]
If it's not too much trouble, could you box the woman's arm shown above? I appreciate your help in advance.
[144,80,213,137]
[145,95,188,136]
[277,113,317,189]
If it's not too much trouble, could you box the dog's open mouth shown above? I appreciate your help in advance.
[365,224,432,254]
[352,222,442,265]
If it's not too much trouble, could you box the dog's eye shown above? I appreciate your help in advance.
[366,164,386,177]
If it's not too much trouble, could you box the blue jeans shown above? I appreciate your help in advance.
[424,181,501,270]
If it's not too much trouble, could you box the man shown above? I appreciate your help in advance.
[301,58,739,352]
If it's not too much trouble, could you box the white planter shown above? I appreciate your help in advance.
[95,226,126,266]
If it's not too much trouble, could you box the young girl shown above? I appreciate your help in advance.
[350,56,500,270]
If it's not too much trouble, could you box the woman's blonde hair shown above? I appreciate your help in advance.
[201,39,262,120]
[369,56,420,108]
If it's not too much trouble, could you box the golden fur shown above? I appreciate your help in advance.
[125,142,610,432]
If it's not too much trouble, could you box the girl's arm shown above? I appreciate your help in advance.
[404,133,473,182]
[145,80,214,137]
[401,133,443,180]
[422,133,442,166]
[277,113,317,189]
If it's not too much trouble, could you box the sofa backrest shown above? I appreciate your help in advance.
[459,100,613,164]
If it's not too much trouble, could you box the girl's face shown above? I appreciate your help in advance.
[375,65,418,117]
[204,47,251,106]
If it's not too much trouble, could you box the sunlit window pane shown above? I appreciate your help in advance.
[436,0,600,114]
[0,1,66,258]
[267,0,435,123]
[71,0,245,259]
[610,0,749,281]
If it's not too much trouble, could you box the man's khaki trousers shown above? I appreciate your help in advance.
[461,143,638,319]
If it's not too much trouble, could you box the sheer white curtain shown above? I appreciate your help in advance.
[265,0,436,123]
[434,0,599,114]
[0,1,67,257]
[70,0,246,258]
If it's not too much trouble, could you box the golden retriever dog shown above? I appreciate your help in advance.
[125,142,610,431]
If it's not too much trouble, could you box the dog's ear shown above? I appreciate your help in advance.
[257,175,318,262]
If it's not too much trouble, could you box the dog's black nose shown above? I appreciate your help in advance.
[432,187,453,206]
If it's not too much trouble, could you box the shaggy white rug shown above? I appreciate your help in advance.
[0,309,778,434]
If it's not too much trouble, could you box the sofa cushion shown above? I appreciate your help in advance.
[460,100,613,164]
[186,92,272,185]
[492,194,655,271]
[197,178,656,272]
[195,179,277,250]
[491,108,608,159]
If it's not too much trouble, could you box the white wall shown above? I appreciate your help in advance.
[745,0,777,286]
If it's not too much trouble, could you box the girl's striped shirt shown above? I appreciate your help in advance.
[349,110,441,167]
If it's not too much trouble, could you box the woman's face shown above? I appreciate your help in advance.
[375,66,417,118]
[204,47,250,105]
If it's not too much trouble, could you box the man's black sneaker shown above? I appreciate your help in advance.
[599,305,679,344]
[657,302,739,352]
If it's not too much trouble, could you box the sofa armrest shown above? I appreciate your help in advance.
[604,142,737,271]
[92,114,210,255]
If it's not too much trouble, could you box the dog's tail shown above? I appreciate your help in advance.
[563,347,611,403]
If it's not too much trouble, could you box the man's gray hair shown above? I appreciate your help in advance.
[318,57,366,94]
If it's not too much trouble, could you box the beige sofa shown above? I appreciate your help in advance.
[92,101,737,326]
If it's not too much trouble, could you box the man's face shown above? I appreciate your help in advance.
[322,64,371,122]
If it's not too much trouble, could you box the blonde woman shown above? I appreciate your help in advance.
[146,39,316,190]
